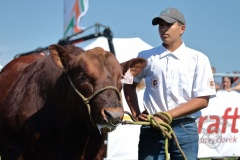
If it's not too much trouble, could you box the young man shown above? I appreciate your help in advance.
[124,7,216,160]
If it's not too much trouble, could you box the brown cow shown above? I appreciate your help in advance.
[0,44,146,160]
[0,53,46,108]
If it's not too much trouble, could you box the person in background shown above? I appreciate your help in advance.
[124,7,216,160]
[211,66,221,91]
[210,77,235,160]
[228,84,240,91]
[222,76,234,90]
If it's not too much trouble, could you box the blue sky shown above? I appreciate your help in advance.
[0,1,240,74]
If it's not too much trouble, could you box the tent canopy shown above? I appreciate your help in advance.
[84,37,153,63]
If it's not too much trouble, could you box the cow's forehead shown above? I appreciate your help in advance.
[73,48,123,78]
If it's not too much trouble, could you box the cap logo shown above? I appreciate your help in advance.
[161,9,170,14]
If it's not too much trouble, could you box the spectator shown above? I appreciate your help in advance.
[222,76,234,90]
[228,84,240,91]
[212,76,238,160]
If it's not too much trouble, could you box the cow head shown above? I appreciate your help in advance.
[49,44,146,133]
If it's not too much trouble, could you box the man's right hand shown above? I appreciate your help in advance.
[137,110,149,121]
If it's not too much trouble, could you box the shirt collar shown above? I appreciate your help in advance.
[159,42,186,60]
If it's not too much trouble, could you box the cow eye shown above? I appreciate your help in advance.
[78,73,87,80]
[81,75,86,80]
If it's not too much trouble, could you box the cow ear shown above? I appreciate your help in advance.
[121,58,147,77]
[49,44,67,68]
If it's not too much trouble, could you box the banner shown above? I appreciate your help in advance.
[198,90,240,158]
[106,90,240,159]
[64,0,89,37]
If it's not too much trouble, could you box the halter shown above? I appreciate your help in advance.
[67,76,122,128]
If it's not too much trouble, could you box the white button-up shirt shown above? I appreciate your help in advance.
[134,43,216,118]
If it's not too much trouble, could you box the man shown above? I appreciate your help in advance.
[124,7,216,160]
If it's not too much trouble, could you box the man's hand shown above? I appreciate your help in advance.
[136,110,168,124]
[137,113,149,121]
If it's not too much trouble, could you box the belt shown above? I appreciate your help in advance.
[171,118,196,127]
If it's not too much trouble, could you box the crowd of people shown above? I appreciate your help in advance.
[212,67,240,160]
[212,66,240,92]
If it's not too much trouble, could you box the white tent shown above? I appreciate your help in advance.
[84,37,153,63]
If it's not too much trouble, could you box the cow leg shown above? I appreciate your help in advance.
[7,135,25,160]
[82,131,107,160]
[0,122,26,160]
[94,132,108,160]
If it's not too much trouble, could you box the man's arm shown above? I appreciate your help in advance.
[167,96,210,119]
[228,83,240,91]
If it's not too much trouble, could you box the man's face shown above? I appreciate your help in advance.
[158,19,185,45]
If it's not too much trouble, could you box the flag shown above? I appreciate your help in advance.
[64,0,89,37]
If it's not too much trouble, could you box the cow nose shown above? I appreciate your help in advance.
[102,107,124,126]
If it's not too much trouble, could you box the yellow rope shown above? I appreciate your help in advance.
[122,111,187,160]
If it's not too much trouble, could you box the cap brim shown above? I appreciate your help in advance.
[152,16,177,26]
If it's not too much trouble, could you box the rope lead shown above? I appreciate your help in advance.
[122,111,187,160]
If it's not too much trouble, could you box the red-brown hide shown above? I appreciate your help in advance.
[0,45,146,160]
[0,53,45,106]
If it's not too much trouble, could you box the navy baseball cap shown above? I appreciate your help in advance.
[152,8,186,25]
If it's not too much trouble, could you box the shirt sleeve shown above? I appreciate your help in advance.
[192,54,216,98]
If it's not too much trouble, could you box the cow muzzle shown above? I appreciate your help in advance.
[68,76,123,132]
[97,124,117,134]
[96,106,123,134]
